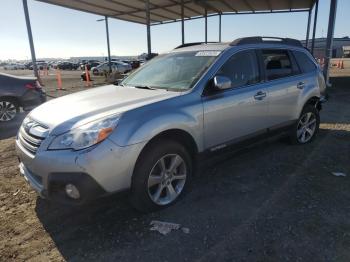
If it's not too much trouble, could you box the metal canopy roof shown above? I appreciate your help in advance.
[36,0,317,25]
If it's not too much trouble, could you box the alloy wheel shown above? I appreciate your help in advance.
[147,154,187,205]
[0,101,17,121]
[297,112,317,143]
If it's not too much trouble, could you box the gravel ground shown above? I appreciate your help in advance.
[0,75,349,261]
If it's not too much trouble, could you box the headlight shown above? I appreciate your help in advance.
[49,114,121,150]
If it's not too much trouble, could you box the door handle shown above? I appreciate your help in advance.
[254,91,266,100]
[297,82,305,89]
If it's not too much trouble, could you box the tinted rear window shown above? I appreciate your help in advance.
[293,51,317,73]
[261,50,294,80]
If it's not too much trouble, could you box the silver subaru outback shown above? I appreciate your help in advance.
[16,37,326,212]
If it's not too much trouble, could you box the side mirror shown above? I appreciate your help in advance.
[213,76,231,90]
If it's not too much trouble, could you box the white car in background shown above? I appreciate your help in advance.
[3,63,25,70]
[92,61,132,75]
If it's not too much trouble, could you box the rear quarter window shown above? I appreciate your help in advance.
[293,51,317,73]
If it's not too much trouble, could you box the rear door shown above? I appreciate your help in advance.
[258,49,303,128]
[202,49,270,149]
[292,50,320,95]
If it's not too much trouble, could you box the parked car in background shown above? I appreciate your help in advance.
[37,62,48,70]
[56,61,79,70]
[50,61,60,69]
[122,60,141,69]
[28,61,48,70]
[26,61,44,70]
[18,63,26,70]
[0,73,46,121]
[3,63,25,70]
[91,61,132,75]
[3,64,16,70]
[80,60,101,71]
[24,62,31,69]
[48,61,58,68]
[15,37,325,212]
[130,60,141,69]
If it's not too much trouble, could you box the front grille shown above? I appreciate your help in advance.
[18,120,48,155]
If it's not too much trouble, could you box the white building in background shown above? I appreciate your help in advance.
[343,46,350,58]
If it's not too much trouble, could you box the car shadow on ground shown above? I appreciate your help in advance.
[0,112,27,140]
[33,77,350,261]
[34,127,350,261]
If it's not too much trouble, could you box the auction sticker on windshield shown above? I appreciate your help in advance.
[195,51,221,56]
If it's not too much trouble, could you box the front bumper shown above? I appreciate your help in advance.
[16,137,146,204]
[19,161,46,197]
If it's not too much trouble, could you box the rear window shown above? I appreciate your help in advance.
[262,50,293,81]
[293,51,317,73]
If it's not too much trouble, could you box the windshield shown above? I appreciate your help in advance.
[121,51,219,91]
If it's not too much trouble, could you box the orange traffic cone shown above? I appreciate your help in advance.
[85,65,91,87]
[56,68,64,90]
[337,60,341,68]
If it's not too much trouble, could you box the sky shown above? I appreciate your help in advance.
[0,0,349,60]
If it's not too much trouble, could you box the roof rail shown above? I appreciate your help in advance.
[174,41,219,49]
[230,37,303,47]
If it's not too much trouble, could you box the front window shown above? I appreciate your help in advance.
[121,51,219,91]
[216,50,259,89]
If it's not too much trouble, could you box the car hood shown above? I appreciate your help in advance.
[28,85,180,135]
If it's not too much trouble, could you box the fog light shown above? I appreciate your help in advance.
[65,184,80,199]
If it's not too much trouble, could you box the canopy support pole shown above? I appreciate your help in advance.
[105,16,112,73]
[305,9,312,48]
[204,9,207,43]
[181,0,185,44]
[146,0,151,55]
[311,0,319,55]
[323,0,338,86]
[22,0,38,78]
[219,13,222,42]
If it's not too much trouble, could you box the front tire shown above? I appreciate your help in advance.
[289,104,320,144]
[0,99,19,122]
[130,140,192,212]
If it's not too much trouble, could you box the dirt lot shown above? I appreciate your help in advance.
[0,71,350,261]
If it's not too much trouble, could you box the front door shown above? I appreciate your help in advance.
[202,49,269,150]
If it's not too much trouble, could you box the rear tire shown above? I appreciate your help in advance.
[0,98,19,122]
[289,104,320,144]
[130,139,192,212]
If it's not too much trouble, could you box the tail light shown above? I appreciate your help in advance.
[25,81,42,90]
[25,83,35,89]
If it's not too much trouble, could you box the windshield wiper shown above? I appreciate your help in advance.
[134,85,157,90]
